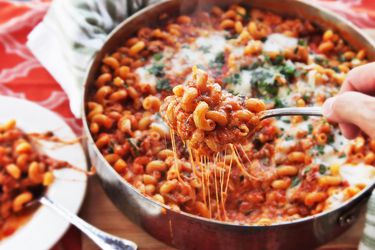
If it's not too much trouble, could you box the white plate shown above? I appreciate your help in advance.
[0,96,87,250]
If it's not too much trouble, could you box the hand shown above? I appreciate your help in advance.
[322,62,375,139]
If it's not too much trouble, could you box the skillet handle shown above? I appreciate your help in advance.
[338,210,357,227]
[337,191,372,227]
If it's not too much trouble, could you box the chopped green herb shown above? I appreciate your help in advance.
[332,66,340,73]
[214,52,225,64]
[263,54,272,64]
[293,46,299,55]
[338,54,346,62]
[108,140,115,154]
[241,12,250,20]
[302,94,311,102]
[339,153,346,158]
[273,54,284,65]
[198,45,211,54]
[153,53,163,61]
[247,61,262,70]
[282,119,291,124]
[303,166,311,175]
[308,124,313,134]
[227,89,239,96]
[319,164,327,174]
[327,134,335,144]
[156,78,171,91]
[250,67,279,96]
[298,39,307,46]
[302,115,308,121]
[127,138,140,156]
[209,52,225,68]
[280,61,296,79]
[246,58,298,97]
[148,63,165,77]
[274,97,285,108]
[315,145,325,155]
[295,69,307,78]
[252,138,263,150]
[223,73,241,85]
[225,33,239,40]
[290,176,301,188]
[314,56,329,67]
[285,135,293,141]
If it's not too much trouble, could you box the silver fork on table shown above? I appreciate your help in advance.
[39,197,137,250]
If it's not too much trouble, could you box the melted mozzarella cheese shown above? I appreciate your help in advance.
[263,33,298,53]
[297,70,316,96]
[169,47,202,73]
[135,67,157,86]
[230,45,245,57]
[326,191,345,209]
[150,114,170,135]
[277,86,298,107]
[195,33,227,61]
[340,163,375,186]
[169,32,227,74]
[275,119,311,137]
[327,164,375,209]
[229,70,253,96]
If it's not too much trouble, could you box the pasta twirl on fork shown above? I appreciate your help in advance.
[161,66,266,153]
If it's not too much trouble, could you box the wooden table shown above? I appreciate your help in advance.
[80,176,368,250]
[80,29,375,250]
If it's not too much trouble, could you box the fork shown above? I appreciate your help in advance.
[259,107,323,120]
[39,196,137,250]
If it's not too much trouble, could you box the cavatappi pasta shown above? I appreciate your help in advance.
[86,5,375,225]
[161,66,265,153]
[0,120,66,239]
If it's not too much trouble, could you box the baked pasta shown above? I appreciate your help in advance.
[161,66,265,153]
[86,4,375,225]
[0,120,65,239]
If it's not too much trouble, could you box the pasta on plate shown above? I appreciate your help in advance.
[0,120,69,239]
[86,4,375,225]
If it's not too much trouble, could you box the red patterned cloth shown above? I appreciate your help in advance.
[0,1,374,249]
[0,1,81,250]
[0,0,81,135]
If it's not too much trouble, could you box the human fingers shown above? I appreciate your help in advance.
[322,92,375,138]
[340,62,375,95]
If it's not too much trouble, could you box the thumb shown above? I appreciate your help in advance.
[322,91,375,139]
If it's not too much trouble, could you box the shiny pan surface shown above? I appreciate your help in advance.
[82,0,375,249]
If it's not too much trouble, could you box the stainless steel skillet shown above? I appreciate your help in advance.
[82,1,375,249]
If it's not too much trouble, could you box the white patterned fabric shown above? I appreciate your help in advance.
[27,0,157,117]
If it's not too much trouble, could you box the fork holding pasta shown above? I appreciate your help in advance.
[160,66,266,153]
